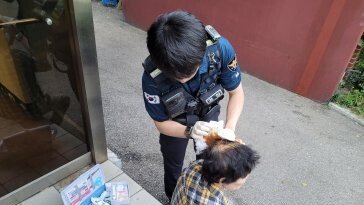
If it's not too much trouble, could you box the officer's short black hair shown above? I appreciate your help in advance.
[147,10,207,79]
[201,140,260,185]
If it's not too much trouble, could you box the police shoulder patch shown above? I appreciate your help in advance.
[227,55,238,71]
[144,92,160,104]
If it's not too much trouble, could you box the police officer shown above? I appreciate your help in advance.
[142,11,244,199]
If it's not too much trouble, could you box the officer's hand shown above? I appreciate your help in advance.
[208,120,224,132]
[191,121,212,140]
[208,121,236,141]
[217,128,236,141]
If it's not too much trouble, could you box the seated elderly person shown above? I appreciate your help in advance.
[171,130,260,205]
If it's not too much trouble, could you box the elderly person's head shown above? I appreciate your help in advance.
[171,132,260,205]
[201,139,260,191]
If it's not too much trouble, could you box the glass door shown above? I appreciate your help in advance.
[0,0,89,197]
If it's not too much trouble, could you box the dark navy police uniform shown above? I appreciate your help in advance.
[142,36,242,198]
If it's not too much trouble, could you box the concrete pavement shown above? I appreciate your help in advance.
[92,2,364,204]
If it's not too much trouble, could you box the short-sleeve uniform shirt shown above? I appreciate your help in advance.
[142,37,242,122]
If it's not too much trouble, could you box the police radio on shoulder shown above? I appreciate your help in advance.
[205,25,221,41]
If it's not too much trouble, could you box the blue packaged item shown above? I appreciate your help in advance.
[102,0,118,7]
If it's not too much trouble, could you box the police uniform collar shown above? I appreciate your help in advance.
[198,54,208,74]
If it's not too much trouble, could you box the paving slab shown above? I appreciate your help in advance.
[130,190,163,205]
[19,187,62,205]
[101,160,123,182]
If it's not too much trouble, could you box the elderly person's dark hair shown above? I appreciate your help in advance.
[146,10,207,80]
[201,140,260,185]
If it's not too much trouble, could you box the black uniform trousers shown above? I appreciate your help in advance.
[159,109,220,199]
